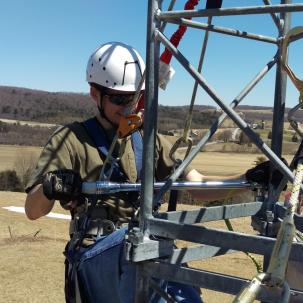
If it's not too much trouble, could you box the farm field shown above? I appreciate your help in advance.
[0,145,295,302]
[0,118,59,128]
[0,143,293,177]
[0,145,42,171]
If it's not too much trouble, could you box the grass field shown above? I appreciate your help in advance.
[0,142,295,175]
[0,191,69,303]
[0,145,296,302]
[0,145,42,171]
[0,192,262,303]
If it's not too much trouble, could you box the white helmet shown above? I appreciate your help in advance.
[86,42,145,92]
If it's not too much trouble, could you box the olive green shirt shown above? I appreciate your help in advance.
[26,118,192,222]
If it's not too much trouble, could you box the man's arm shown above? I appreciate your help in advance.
[185,169,247,202]
[25,169,82,220]
[25,184,55,220]
[24,126,80,220]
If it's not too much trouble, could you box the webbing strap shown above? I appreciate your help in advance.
[83,117,125,181]
[131,130,143,181]
[160,0,199,65]
[83,117,143,182]
[160,0,223,65]
[83,117,110,157]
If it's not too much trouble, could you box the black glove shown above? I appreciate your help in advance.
[206,0,223,9]
[42,169,82,202]
[245,159,287,188]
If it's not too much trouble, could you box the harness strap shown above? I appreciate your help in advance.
[69,218,128,238]
[83,117,143,182]
[160,0,199,65]
[83,117,125,181]
[131,130,143,181]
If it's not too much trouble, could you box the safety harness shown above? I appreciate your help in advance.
[83,116,144,216]
[68,118,143,241]
[83,117,143,182]
[65,118,144,303]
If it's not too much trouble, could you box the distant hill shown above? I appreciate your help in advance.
[0,86,221,129]
[0,86,95,124]
[0,85,302,128]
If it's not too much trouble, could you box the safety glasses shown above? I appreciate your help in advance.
[105,93,141,106]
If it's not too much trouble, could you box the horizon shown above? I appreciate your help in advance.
[0,84,287,110]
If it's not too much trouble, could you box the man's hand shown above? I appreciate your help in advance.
[245,160,287,189]
[42,169,82,202]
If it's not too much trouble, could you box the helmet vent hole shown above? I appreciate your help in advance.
[89,75,92,78]
[103,67,106,70]
[106,80,109,83]
[114,82,117,86]
[99,57,102,62]
[91,63,93,67]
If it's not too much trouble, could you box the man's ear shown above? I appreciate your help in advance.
[90,86,100,105]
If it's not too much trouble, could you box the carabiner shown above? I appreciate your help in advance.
[281,27,303,98]
[288,102,303,138]
[169,136,193,164]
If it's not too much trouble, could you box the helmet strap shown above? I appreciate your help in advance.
[98,95,117,128]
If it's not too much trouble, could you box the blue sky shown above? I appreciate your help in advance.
[0,0,302,108]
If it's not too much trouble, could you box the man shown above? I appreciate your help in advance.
[25,42,269,303]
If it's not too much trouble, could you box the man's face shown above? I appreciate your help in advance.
[102,91,141,126]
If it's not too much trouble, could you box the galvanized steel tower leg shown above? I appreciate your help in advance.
[262,0,292,295]
[140,0,159,233]
[135,0,160,302]
[130,1,303,302]
[268,0,292,210]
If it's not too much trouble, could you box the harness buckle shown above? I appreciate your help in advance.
[69,218,119,238]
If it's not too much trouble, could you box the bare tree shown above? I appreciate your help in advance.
[218,129,232,143]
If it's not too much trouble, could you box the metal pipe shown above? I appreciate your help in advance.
[267,161,303,287]
[155,30,295,184]
[267,0,292,211]
[159,0,176,32]
[140,0,159,226]
[157,4,303,20]
[142,262,298,302]
[181,16,212,142]
[288,103,303,138]
[148,280,176,303]
[263,0,283,31]
[289,30,303,43]
[281,282,291,303]
[82,180,254,195]
[154,52,278,204]
[233,163,303,303]
[169,18,278,44]
[148,218,303,261]
[232,273,267,303]
[134,0,158,301]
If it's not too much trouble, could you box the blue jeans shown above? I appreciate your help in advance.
[65,228,202,303]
